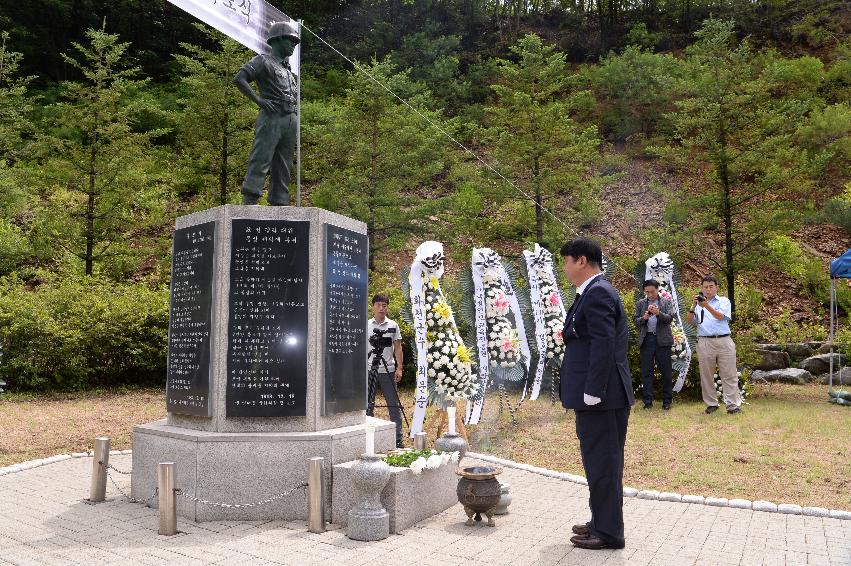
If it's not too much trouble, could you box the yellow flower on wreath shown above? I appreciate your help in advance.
[429,275,440,290]
[456,343,472,364]
[432,300,452,321]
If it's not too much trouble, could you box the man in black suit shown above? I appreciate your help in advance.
[634,279,676,410]
[559,238,635,550]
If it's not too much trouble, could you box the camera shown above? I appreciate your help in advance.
[696,292,706,303]
[369,327,393,350]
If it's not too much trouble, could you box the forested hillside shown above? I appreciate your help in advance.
[0,0,848,390]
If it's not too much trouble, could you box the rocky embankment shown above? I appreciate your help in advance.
[752,343,849,385]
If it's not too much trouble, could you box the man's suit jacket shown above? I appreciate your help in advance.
[560,276,635,411]
[634,296,675,347]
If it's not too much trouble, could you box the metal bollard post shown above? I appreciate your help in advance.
[414,432,428,451]
[158,462,177,536]
[89,436,111,503]
[307,457,326,533]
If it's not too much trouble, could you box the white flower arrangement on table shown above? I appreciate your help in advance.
[424,275,479,402]
[385,449,460,475]
[482,268,522,369]
[409,450,459,475]
[536,265,566,362]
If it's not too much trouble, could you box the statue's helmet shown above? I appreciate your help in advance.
[266,20,300,45]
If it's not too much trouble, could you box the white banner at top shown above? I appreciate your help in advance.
[167,0,300,73]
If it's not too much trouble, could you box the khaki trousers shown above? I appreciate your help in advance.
[697,336,741,409]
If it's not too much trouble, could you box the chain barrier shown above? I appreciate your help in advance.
[176,481,308,509]
[103,464,158,506]
[103,461,132,476]
[96,458,307,510]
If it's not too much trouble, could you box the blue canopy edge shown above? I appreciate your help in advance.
[830,249,851,279]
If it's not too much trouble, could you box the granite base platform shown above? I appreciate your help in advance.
[332,459,459,533]
[131,417,394,522]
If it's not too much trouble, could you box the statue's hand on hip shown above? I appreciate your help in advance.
[257,98,277,113]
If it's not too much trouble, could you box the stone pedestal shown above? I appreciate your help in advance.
[346,455,391,541]
[132,205,394,521]
[332,460,459,533]
[132,418,394,521]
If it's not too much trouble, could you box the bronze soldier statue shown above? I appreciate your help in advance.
[235,21,299,205]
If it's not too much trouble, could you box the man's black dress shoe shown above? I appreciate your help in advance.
[663,403,671,410]
[572,524,590,536]
[705,405,719,414]
[571,535,625,550]
[727,406,743,414]
[643,402,652,409]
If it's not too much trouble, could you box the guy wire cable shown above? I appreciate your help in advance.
[300,21,631,281]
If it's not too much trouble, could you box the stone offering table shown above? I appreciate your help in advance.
[132,205,394,521]
[332,460,459,534]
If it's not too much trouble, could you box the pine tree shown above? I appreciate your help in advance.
[652,19,832,319]
[486,34,600,245]
[0,31,32,168]
[309,58,453,269]
[35,25,168,276]
[588,43,682,141]
[174,24,256,207]
[0,31,34,271]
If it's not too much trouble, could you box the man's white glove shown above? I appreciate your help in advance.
[583,393,601,406]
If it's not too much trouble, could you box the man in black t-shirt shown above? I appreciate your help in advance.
[367,294,404,447]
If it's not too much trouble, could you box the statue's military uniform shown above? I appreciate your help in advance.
[240,28,299,205]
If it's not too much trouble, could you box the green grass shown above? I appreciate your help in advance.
[1,382,848,510]
[464,382,851,509]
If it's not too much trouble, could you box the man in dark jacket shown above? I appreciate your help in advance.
[559,238,635,551]
[634,279,676,410]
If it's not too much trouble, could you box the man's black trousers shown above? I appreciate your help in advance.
[366,372,403,447]
[640,334,673,406]
[575,407,630,547]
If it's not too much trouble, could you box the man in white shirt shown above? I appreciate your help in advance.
[685,275,742,415]
[367,294,404,447]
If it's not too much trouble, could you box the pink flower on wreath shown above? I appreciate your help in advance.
[554,329,564,345]
[660,290,672,300]
[501,338,514,352]
[494,293,509,310]
[548,292,560,306]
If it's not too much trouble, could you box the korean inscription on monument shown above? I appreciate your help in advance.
[167,222,215,416]
[226,219,309,417]
[323,225,368,414]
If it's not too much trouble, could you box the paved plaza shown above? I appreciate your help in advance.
[1,454,849,565]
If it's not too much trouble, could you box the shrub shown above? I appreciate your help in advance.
[765,233,851,314]
[749,309,829,344]
[0,274,169,390]
[821,197,851,233]
[734,281,764,329]
[0,220,29,276]
[832,327,851,358]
